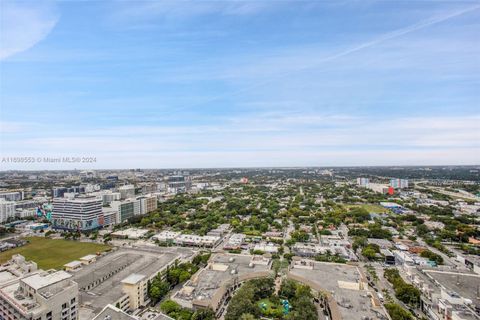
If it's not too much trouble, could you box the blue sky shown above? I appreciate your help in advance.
[1,0,479,169]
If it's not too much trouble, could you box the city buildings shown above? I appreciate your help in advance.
[51,196,103,231]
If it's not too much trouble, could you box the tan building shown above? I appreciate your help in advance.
[120,274,147,311]
[0,270,79,320]
[79,255,96,265]
[63,261,82,272]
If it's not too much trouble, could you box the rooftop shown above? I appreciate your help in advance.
[121,274,146,285]
[289,260,386,320]
[22,271,72,290]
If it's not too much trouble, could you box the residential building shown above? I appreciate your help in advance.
[356,177,369,186]
[0,191,24,202]
[120,274,147,310]
[118,185,135,200]
[390,178,409,189]
[137,195,157,215]
[167,176,192,193]
[110,199,141,223]
[0,200,16,223]
[0,270,79,320]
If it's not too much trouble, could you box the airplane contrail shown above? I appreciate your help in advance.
[167,4,480,113]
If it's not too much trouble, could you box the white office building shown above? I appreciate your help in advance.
[51,196,103,231]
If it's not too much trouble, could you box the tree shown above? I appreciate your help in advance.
[148,280,169,302]
[287,295,317,320]
[225,283,259,320]
[420,250,444,265]
[191,308,215,320]
[160,299,181,314]
[362,247,377,260]
[385,303,413,320]
[279,279,297,300]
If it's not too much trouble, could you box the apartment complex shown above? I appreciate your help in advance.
[167,176,192,193]
[118,185,135,200]
[356,177,370,186]
[390,178,409,189]
[51,196,103,231]
[110,199,140,223]
[0,270,78,320]
[138,196,157,216]
[0,191,24,202]
[0,200,16,223]
[110,195,157,224]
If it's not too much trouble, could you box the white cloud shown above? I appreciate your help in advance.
[0,0,59,60]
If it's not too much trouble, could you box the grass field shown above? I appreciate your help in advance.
[0,237,111,270]
[345,204,386,213]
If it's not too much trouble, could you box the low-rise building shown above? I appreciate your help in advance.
[111,228,150,240]
[152,231,181,243]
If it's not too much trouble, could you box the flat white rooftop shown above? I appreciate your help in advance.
[22,271,72,290]
[80,254,97,261]
[121,273,145,285]
[64,261,83,268]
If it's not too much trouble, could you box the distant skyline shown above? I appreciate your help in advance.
[1,0,479,170]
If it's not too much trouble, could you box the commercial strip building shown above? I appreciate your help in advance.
[51,196,103,231]
[151,231,221,248]
[172,253,272,317]
[111,228,150,240]
[0,264,78,320]
[223,233,245,250]
[292,242,354,261]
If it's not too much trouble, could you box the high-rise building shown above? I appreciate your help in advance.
[53,187,68,198]
[137,195,157,215]
[0,270,79,320]
[0,200,16,223]
[167,175,192,193]
[390,179,409,189]
[0,191,24,202]
[118,185,135,200]
[51,196,103,231]
[52,186,86,198]
[110,199,141,223]
[357,177,370,186]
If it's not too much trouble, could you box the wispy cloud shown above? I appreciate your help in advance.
[0,0,59,60]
